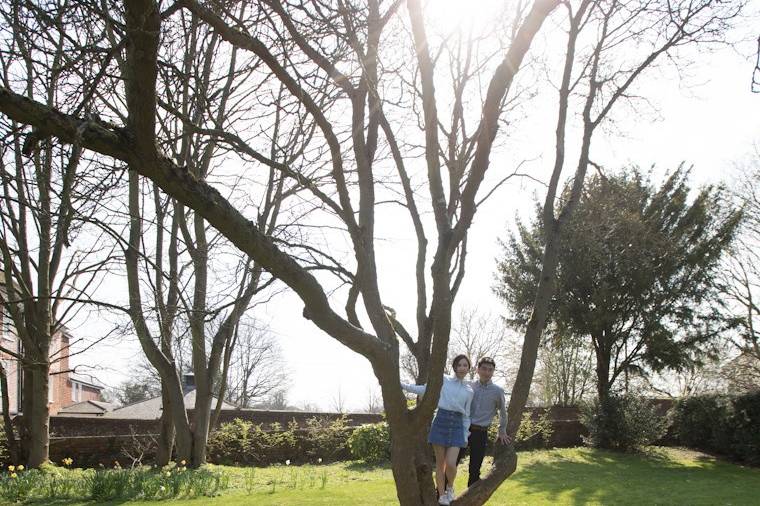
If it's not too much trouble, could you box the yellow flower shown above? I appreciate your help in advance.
[7,465,14,472]
[180,460,186,466]
[16,465,24,471]
[165,471,171,477]
[10,473,17,479]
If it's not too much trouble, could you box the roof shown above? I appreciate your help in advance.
[57,400,115,416]
[69,372,106,390]
[106,389,237,420]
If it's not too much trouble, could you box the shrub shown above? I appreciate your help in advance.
[265,421,299,461]
[670,390,760,465]
[207,417,353,466]
[581,394,666,451]
[207,418,255,465]
[303,416,350,462]
[514,411,555,450]
[348,423,391,463]
[730,390,760,465]
[669,394,731,450]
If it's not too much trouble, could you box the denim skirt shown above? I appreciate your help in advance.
[428,408,466,448]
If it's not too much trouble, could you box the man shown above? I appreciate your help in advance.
[460,356,510,487]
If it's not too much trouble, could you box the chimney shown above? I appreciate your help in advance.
[182,373,195,393]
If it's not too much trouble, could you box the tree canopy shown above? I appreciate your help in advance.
[496,167,742,399]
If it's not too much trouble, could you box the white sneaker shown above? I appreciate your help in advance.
[438,490,451,505]
[446,485,455,501]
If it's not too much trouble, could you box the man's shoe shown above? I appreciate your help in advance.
[438,491,451,505]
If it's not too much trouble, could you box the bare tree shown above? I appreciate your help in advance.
[0,0,120,466]
[0,1,743,503]
[331,387,347,414]
[365,386,384,414]
[222,318,289,409]
[753,36,760,92]
[720,149,760,389]
[535,330,593,406]
[262,390,289,411]
[644,355,728,397]
[119,4,318,465]
[446,308,519,386]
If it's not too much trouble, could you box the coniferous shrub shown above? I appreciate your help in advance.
[581,394,666,451]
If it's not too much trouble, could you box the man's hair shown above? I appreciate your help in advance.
[478,356,496,368]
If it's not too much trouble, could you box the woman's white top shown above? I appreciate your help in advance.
[401,376,474,442]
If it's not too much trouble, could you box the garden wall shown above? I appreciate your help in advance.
[7,402,677,467]
[43,410,383,467]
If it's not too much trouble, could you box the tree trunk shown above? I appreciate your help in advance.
[412,427,437,505]
[388,419,438,506]
[21,364,49,467]
[191,379,212,467]
[594,341,610,401]
[155,385,175,466]
[0,364,19,464]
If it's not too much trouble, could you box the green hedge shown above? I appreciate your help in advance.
[580,394,666,451]
[207,416,351,466]
[348,422,390,463]
[487,411,555,451]
[670,391,760,465]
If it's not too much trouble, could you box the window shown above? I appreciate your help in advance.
[1,308,14,342]
[72,382,82,402]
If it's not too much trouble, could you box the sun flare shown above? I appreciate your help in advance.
[428,0,507,35]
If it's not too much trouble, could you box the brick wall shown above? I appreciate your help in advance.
[13,401,677,468]
[49,416,160,437]
[198,409,384,429]
[81,385,101,402]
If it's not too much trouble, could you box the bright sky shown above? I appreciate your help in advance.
[69,3,760,412]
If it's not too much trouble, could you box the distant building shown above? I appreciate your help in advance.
[1,270,105,415]
[57,399,115,417]
[105,374,237,420]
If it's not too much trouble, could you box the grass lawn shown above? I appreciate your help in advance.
[24,447,760,505]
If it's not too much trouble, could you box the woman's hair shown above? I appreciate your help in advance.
[451,354,471,370]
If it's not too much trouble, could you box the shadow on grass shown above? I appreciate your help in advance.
[509,448,752,505]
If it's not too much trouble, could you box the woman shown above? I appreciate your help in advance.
[402,354,473,505]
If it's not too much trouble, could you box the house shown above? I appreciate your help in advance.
[1,270,105,415]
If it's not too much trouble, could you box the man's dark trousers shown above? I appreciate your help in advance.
[463,426,488,486]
